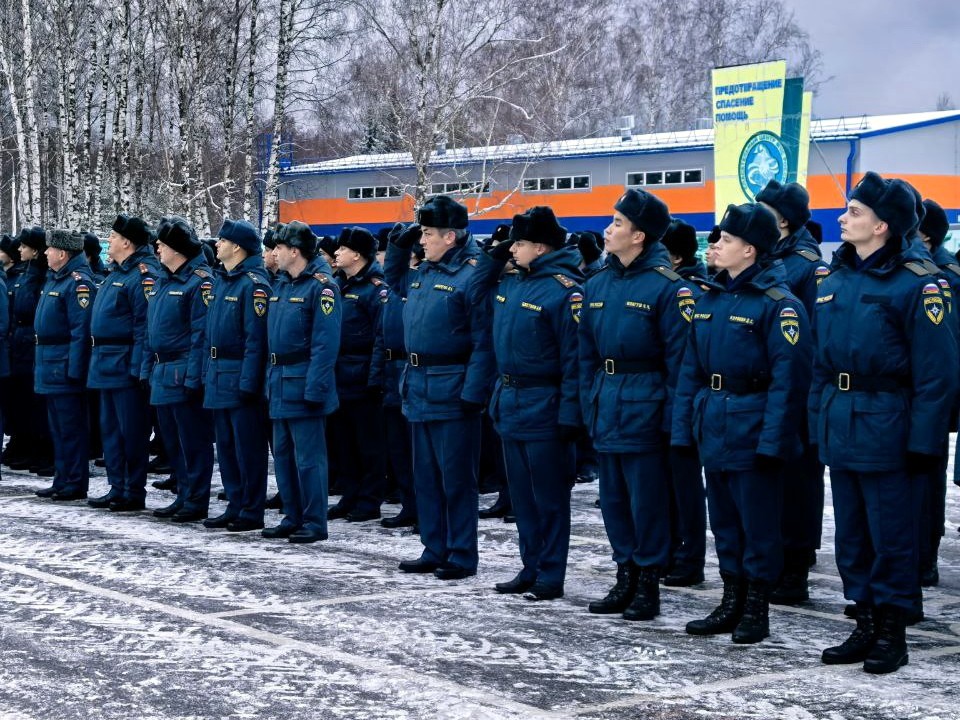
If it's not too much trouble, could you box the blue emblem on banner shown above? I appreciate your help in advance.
[738,131,788,200]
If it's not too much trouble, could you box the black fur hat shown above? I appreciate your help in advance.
[82,232,102,258]
[0,233,20,263]
[277,221,318,259]
[157,217,202,259]
[718,203,779,255]
[112,214,154,247]
[756,180,811,231]
[661,219,699,263]
[338,226,378,260]
[509,206,567,247]
[572,231,602,265]
[416,195,468,230]
[849,171,918,239]
[263,222,284,250]
[614,188,671,242]
[920,199,950,247]
[317,235,338,258]
[18,226,47,251]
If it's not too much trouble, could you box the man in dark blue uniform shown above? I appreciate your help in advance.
[579,189,689,621]
[388,196,495,580]
[35,229,98,500]
[480,206,583,600]
[0,240,9,479]
[812,172,958,674]
[0,235,18,470]
[756,180,830,604]
[144,218,214,523]
[917,199,959,586]
[327,226,387,522]
[202,219,271,532]
[86,215,160,511]
[263,221,341,543]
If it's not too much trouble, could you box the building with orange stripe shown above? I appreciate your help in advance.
[279,110,960,250]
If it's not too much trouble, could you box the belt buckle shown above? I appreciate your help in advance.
[711,373,723,391]
[604,359,615,375]
[34,335,39,346]
[270,353,278,366]
[838,372,851,391]
[90,336,96,347]
[210,347,217,360]
[409,352,420,367]
[154,353,161,364]
[502,374,511,386]
[386,349,394,361]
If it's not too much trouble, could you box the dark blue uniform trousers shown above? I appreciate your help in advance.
[411,416,480,572]
[502,438,574,587]
[917,438,949,571]
[214,404,269,523]
[831,469,920,611]
[705,469,783,584]
[100,387,151,502]
[332,396,385,515]
[668,444,706,573]
[598,451,671,569]
[273,416,328,535]
[46,393,89,494]
[384,406,416,519]
[780,419,825,564]
[156,399,213,514]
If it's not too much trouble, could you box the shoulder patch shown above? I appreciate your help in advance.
[467,258,478,266]
[139,263,151,274]
[371,277,383,286]
[765,287,786,301]
[654,266,682,282]
[552,274,576,288]
[194,268,210,279]
[903,261,931,277]
[922,283,941,295]
[796,249,820,262]
[313,273,329,283]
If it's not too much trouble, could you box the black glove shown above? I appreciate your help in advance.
[577,232,603,265]
[304,399,324,412]
[387,222,406,244]
[394,223,422,250]
[907,452,941,474]
[138,378,151,393]
[754,453,783,473]
[558,424,580,443]
[487,239,515,263]
[460,399,484,415]
[239,390,260,405]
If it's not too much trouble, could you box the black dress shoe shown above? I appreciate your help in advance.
[524,582,564,601]
[327,503,351,520]
[51,490,87,501]
[217,490,227,501]
[87,493,117,509]
[575,469,599,484]
[109,498,146,512]
[494,574,536,594]
[152,476,177,491]
[171,509,208,523]
[398,557,441,573]
[153,502,183,518]
[346,508,381,522]
[434,563,475,581]
[265,493,283,510]
[227,518,265,532]
[262,524,296,539]
[503,511,516,524]
[93,458,106,468]
[35,485,59,498]
[381,513,417,529]
[147,457,171,474]
[288,528,327,543]
[479,501,509,519]
[663,568,705,587]
[203,512,236,529]
[33,464,56,477]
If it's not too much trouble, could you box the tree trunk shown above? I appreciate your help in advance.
[0,38,28,230]
[90,12,113,229]
[242,0,258,220]
[21,0,42,224]
[260,0,291,235]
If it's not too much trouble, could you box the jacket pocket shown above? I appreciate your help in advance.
[849,392,908,464]
[425,366,465,404]
[96,346,130,380]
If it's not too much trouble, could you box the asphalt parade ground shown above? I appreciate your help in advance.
[0,449,959,719]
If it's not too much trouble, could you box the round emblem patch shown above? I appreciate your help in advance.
[738,131,788,201]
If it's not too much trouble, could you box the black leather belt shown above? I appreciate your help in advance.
[407,352,470,368]
[501,374,560,388]
[835,373,905,392]
[210,346,243,360]
[36,335,70,345]
[155,350,188,363]
[603,358,665,375]
[271,350,310,366]
[709,374,770,393]
[340,343,374,355]
[385,348,406,361]
[92,336,134,346]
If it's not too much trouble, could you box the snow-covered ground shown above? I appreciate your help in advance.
[0,445,959,720]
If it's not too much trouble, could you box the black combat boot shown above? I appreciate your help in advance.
[822,603,875,664]
[686,573,745,635]
[732,581,770,644]
[770,550,810,605]
[622,567,660,621]
[588,563,637,614]
[863,605,908,674]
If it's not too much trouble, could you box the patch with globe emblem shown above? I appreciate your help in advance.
[677,287,695,323]
[922,283,944,325]
[779,306,799,345]
[738,130,788,201]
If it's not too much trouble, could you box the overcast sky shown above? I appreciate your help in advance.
[783,0,960,118]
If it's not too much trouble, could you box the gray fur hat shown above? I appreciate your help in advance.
[46,228,83,252]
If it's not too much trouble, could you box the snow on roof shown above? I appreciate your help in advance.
[285,110,960,176]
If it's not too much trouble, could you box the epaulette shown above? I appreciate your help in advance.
[903,261,931,277]
[796,249,820,262]
[138,263,151,274]
[946,263,960,277]
[765,287,786,301]
[194,268,210,279]
[467,258,478,267]
[922,260,941,275]
[371,277,383,286]
[654,266,682,282]
[247,271,267,285]
[71,271,83,282]
[313,273,329,283]
[552,274,576,288]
